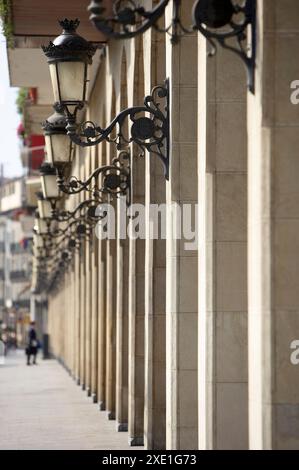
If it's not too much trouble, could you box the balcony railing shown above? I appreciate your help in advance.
[9,270,28,282]
[13,299,30,309]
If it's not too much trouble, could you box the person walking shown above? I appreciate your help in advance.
[26,322,39,365]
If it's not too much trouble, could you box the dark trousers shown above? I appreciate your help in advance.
[26,347,37,364]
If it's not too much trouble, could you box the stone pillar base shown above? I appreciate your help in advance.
[98,401,105,411]
[117,423,128,432]
[91,393,97,404]
[107,411,115,420]
[129,437,144,447]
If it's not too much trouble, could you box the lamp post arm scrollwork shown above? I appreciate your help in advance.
[88,0,171,40]
[193,0,256,93]
[43,223,92,262]
[35,194,111,292]
[47,206,103,239]
[61,81,169,179]
[51,198,105,223]
[46,218,80,239]
[56,152,131,200]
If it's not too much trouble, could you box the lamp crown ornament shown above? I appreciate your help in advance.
[40,162,56,176]
[42,103,74,168]
[42,18,97,64]
[59,18,80,32]
[42,105,67,134]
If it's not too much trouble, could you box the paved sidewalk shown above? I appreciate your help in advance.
[0,350,134,450]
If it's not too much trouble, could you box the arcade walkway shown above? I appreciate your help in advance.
[0,350,135,450]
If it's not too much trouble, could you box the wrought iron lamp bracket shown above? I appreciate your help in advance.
[87,1,256,92]
[60,80,169,180]
[88,0,171,39]
[51,198,105,223]
[56,150,132,205]
[192,0,256,93]
[46,213,97,240]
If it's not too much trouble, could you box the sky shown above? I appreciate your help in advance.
[0,30,23,179]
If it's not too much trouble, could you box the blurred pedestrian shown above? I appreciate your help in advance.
[26,322,39,365]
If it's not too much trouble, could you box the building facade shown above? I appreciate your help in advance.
[3,0,299,450]
[0,177,34,348]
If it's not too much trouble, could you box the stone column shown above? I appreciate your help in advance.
[72,156,81,385]
[165,0,198,450]
[97,138,107,410]
[115,46,129,432]
[65,272,70,369]
[85,146,92,397]
[79,154,86,389]
[69,263,75,376]
[105,225,116,419]
[143,7,167,449]
[74,245,81,384]
[197,30,248,448]
[104,48,120,419]
[116,194,129,431]
[127,36,146,446]
[69,269,74,373]
[90,144,99,403]
[248,0,299,450]
[90,66,108,410]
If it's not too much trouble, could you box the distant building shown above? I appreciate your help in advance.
[0,176,34,348]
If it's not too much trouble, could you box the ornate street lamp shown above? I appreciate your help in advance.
[42,19,97,107]
[42,20,170,179]
[42,104,74,167]
[88,0,256,92]
[40,163,60,200]
[41,106,131,200]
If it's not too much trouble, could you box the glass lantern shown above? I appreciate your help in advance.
[42,19,97,107]
[42,105,74,167]
[36,192,53,219]
[40,163,60,200]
